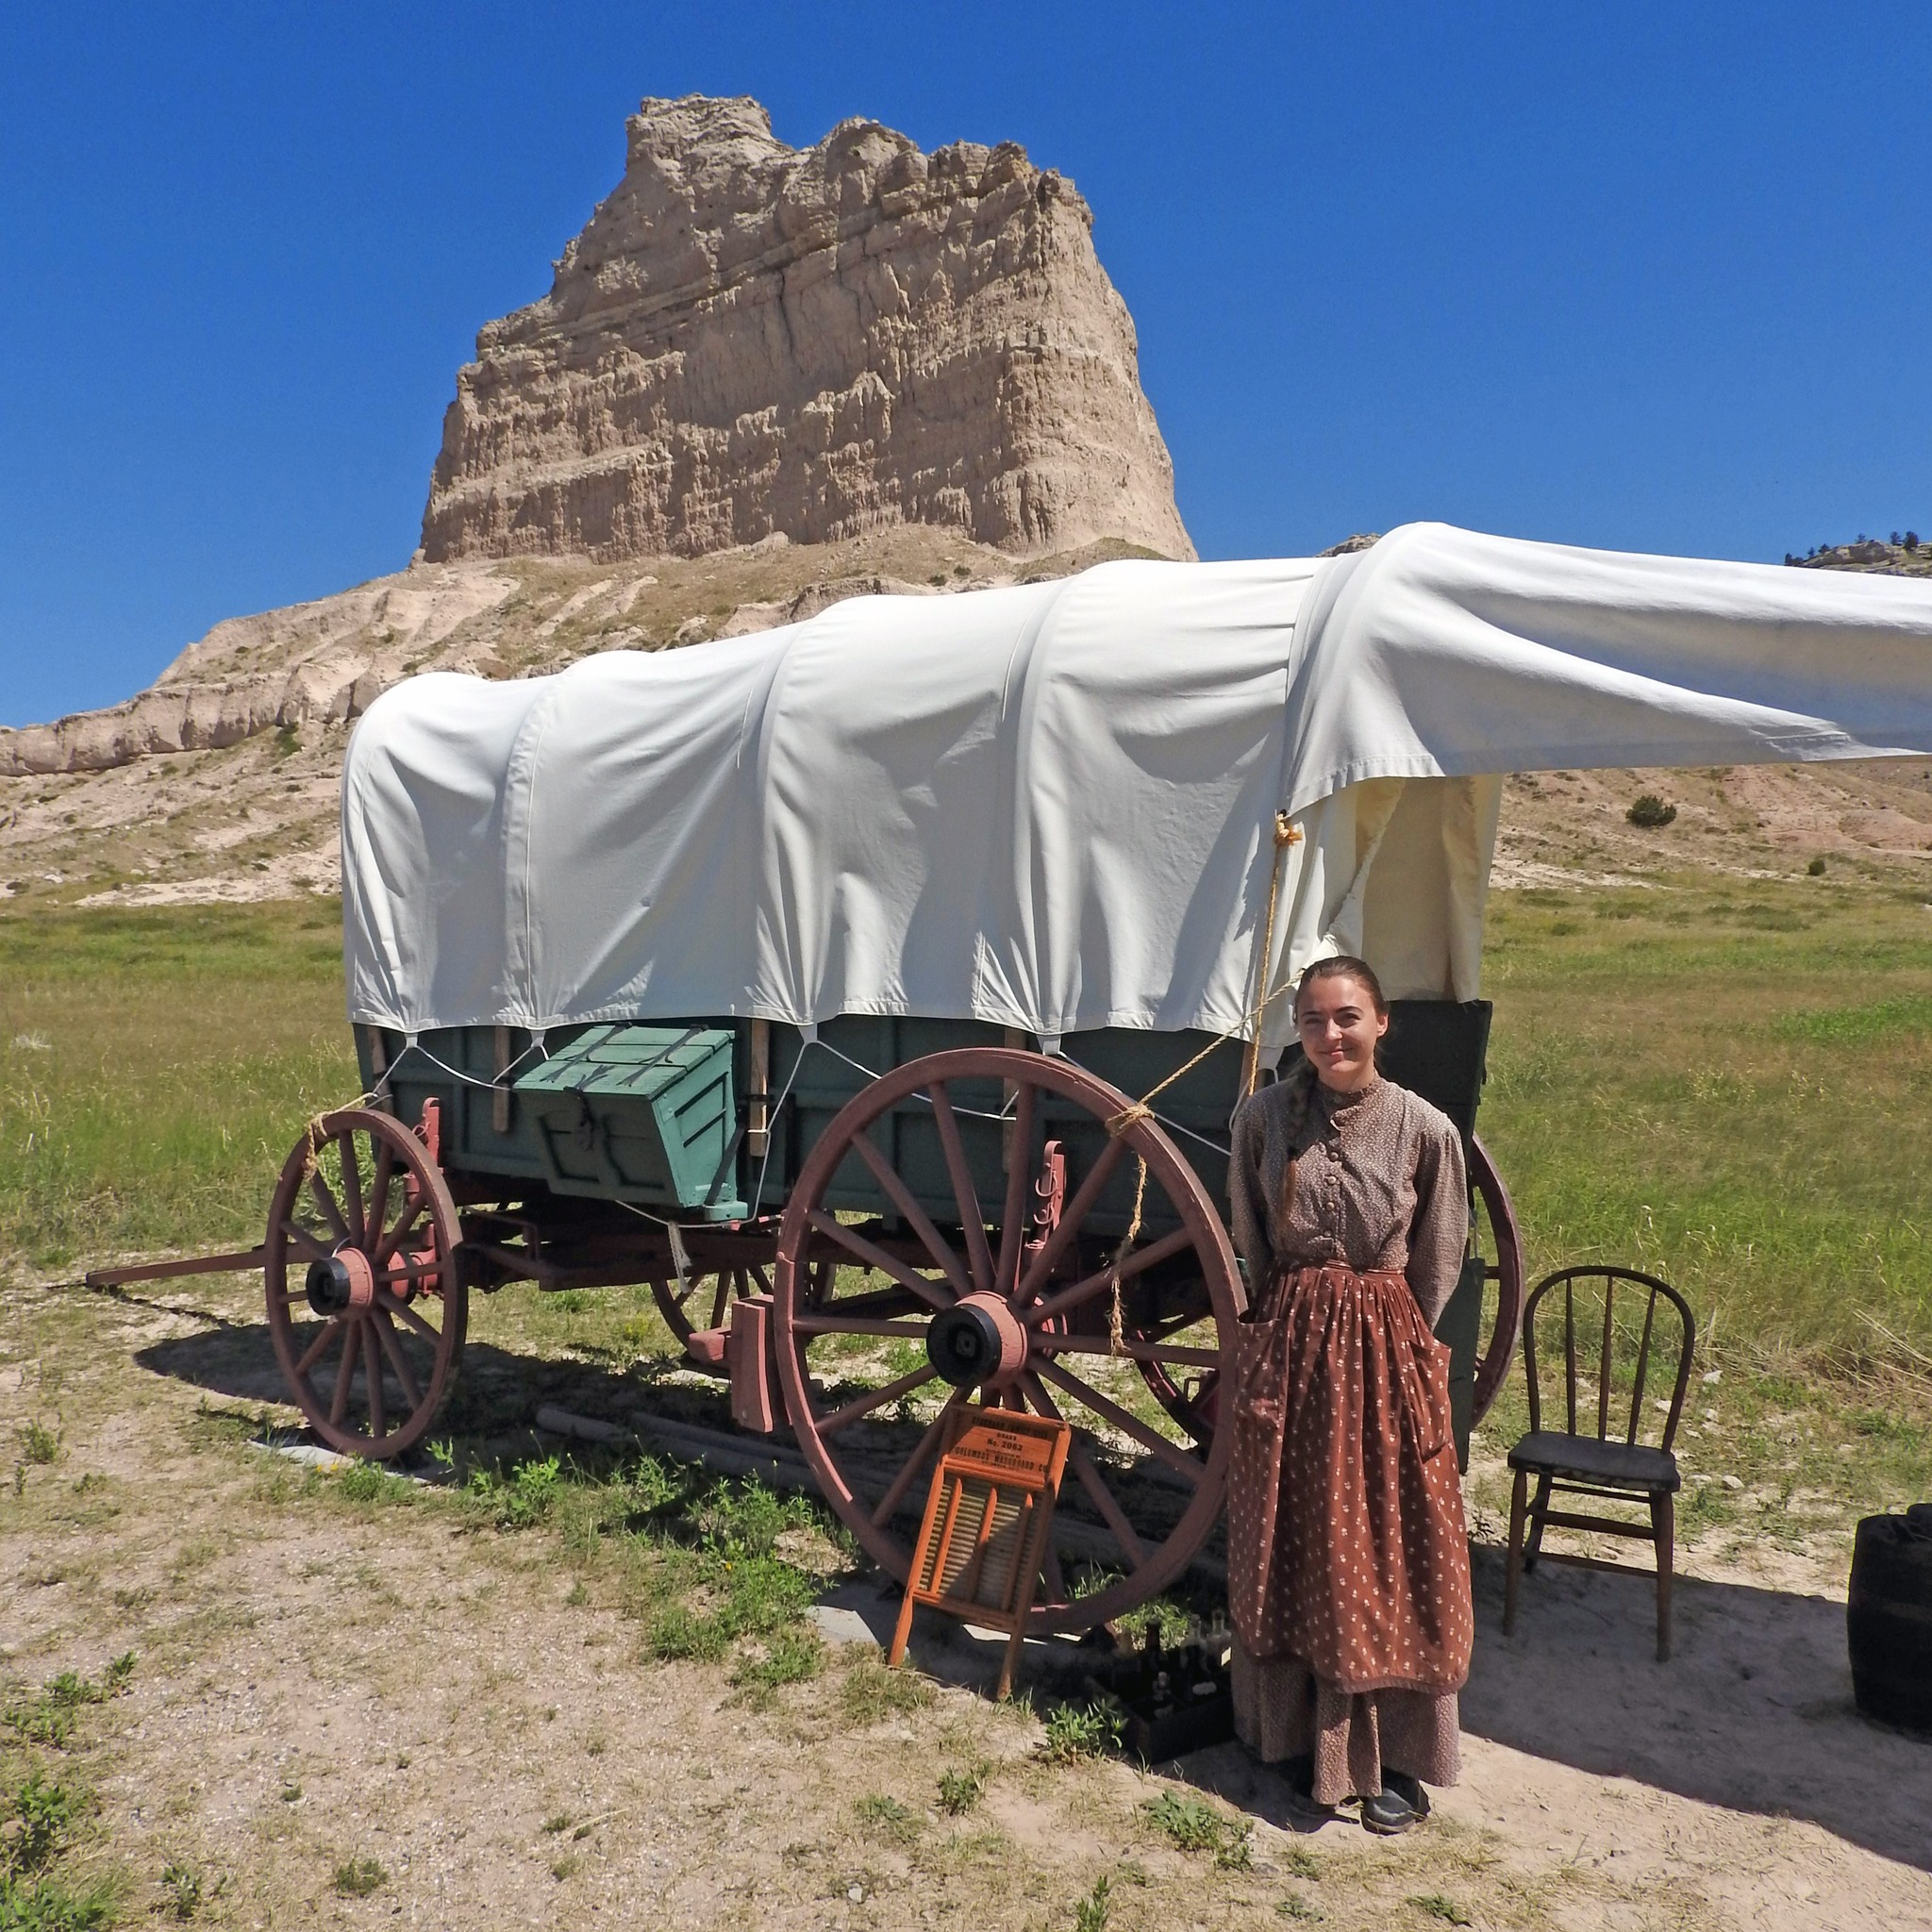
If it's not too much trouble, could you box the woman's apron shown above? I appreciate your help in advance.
[1226,1263,1474,1695]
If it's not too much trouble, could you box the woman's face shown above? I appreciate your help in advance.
[1295,973,1388,1092]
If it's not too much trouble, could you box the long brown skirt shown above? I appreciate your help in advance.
[1226,1263,1473,1803]
[1231,1645,1460,1803]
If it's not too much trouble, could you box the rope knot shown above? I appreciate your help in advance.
[1105,1103,1153,1138]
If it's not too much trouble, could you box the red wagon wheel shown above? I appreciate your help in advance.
[773,1048,1239,1635]
[1136,1129,1526,1442]
[1467,1133,1524,1426]
[264,1108,467,1459]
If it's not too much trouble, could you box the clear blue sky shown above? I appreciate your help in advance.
[4,2,1928,726]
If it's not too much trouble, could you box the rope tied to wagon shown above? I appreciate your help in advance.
[1094,811,1304,1350]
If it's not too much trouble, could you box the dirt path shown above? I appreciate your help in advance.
[3,1284,1927,1931]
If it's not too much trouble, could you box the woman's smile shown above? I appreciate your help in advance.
[1294,972,1390,1093]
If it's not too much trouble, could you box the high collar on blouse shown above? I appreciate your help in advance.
[1314,1073,1384,1121]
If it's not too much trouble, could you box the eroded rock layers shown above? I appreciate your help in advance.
[420,95,1191,562]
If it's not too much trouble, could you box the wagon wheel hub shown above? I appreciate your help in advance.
[925,1291,1027,1389]
[307,1244,377,1317]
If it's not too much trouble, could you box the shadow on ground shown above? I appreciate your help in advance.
[134,1315,725,1448]
[137,1317,1930,1872]
[1170,1542,1931,1872]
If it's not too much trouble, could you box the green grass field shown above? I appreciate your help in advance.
[1480,875,1931,1369]
[2,876,1927,1373]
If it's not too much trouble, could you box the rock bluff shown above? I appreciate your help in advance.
[421,95,1191,562]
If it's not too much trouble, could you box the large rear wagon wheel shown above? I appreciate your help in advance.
[264,1108,467,1459]
[773,1048,1239,1635]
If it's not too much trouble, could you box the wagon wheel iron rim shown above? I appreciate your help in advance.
[1467,1132,1524,1426]
[773,1046,1238,1635]
[264,1107,467,1460]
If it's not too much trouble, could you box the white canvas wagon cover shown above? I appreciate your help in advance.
[342,522,1932,1059]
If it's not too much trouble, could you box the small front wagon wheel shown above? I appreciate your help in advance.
[264,1108,467,1459]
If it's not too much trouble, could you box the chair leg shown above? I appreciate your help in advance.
[1523,1473,1553,1573]
[1653,1491,1674,1662]
[1504,1468,1528,1636]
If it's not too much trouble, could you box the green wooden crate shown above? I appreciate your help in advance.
[513,1024,744,1218]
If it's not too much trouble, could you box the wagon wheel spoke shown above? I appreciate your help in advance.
[1024,1226,1199,1331]
[818,1365,940,1437]
[307,1170,350,1244]
[869,1393,966,1528]
[654,1273,694,1315]
[366,1139,394,1251]
[296,1316,343,1377]
[709,1271,734,1330]
[328,1319,358,1426]
[926,1082,995,1295]
[339,1133,366,1243]
[804,1209,953,1312]
[849,1132,970,1302]
[383,1292,441,1345]
[1023,1372,1150,1569]
[795,1282,927,1322]
[1034,1357,1203,1482]
[277,1220,331,1265]
[1014,1134,1128,1305]
[372,1194,425,1269]
[991,1078,1037,1300]
[364,1322,387,1440]
[372,1307,424,1412]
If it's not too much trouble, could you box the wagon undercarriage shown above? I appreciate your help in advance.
[226,1029,1523,1636]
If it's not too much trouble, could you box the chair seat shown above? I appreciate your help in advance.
[1507,1430,1680,1493]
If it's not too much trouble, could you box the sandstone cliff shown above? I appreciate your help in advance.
[420,96,1191,564]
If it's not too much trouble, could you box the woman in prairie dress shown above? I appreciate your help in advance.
[1224,956,1474,1834]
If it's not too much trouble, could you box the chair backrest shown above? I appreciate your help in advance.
[1521,1266,1696,1450]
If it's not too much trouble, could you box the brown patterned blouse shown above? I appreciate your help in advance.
[1227,1073,1469,1328]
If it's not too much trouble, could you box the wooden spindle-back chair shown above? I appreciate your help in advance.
[1502,1265,1695,1660]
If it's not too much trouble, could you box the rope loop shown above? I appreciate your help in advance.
[1107,1152,1149,1356]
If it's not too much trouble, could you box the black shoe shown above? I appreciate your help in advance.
[1277,1755,1334,1821]
[1384,1771,1430,1816]
[1359,1772,1429,1836]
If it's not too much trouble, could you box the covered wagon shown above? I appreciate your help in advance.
[109,522,1932,1631]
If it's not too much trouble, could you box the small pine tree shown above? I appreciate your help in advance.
[1907,532,1921,552]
